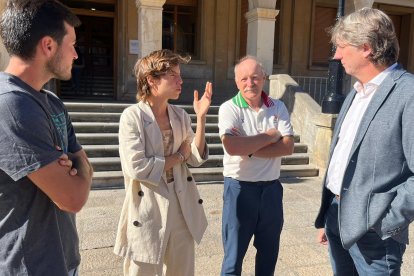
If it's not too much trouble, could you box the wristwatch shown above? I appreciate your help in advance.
[177,151,185,162]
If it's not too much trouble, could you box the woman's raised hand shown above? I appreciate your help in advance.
[193,81,213,117]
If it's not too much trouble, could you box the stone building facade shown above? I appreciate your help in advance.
[0,0,414,104]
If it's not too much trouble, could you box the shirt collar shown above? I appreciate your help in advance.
[353,63,398,95]
[232,91,274,108]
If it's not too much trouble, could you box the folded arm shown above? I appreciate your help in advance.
[119,108,165,186]
[221,128,280,156]
[251,135,294,158]
[28,149,93,213]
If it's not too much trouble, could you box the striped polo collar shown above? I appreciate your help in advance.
[232,91,274,108]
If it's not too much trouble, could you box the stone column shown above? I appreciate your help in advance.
[0,1,9,71]
[353,0,374,10]
[135,0,166,58]
[245,0,278,76]
[345,0,374,14]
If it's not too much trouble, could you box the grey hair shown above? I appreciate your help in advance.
[234,55,267,79]
[330,7,399,66]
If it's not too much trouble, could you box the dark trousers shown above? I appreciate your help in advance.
[221,177,284,276]
[325,196,406,276]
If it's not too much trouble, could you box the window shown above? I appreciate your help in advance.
[387,13,407,69]
[311,5,337,67]
[239,0,248,58]
[162,0,199,58]
[375,3,414,72]
[273,0,282,65]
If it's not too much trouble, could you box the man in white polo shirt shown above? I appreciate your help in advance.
[218,56,294,275]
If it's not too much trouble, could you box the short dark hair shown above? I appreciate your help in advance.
[0,0,81,60]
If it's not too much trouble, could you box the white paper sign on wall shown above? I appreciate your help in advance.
[129,40,139,55]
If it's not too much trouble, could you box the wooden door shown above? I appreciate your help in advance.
[59,2,115,99]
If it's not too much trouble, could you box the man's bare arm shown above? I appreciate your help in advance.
[251,136,294,158]
[28,149,93,213]
[221,128,280,156]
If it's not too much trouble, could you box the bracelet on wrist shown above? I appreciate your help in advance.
[177,151,185,162]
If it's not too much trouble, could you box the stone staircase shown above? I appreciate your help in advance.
[60,76,114,99]
[65,102,319,189]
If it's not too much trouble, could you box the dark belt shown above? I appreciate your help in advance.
[239,179,280,186]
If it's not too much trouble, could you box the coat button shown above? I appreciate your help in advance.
[187,176,193,181]
[138,190,144,197]
[133,221,141,227]
[198,199,203,204]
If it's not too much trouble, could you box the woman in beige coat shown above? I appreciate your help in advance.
[114,49,212,276]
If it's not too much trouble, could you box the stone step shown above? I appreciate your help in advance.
[65,102,220,114]
[83,145,119,157]
[73,122,119,133]
[81,139,308,154]
[81,137,300,157]
[77,133,224,145]
[80,145,206,158]
[63,92,115,99]
[77,133,119,145]
[69,112,218,123]
[92,164,319,189]
[61,82,114,88]
[72,118,299,144]
[89,153,310,172]
[70,112,122,122]
[65,101,319,186]
[73,122,219,133]
[61,76,114,83]
[65,102,131,113]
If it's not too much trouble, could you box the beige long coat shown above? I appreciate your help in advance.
[113,101,208,264]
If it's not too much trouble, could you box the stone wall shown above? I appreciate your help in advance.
[0,1,9,71]
[269,74,337,173]
[0,38,8,71]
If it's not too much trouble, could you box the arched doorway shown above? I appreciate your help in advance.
[59,0,116,100]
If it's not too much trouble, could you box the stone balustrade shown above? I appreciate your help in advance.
[269,74,337,174]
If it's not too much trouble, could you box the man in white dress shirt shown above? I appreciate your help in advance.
[315,8,414,276]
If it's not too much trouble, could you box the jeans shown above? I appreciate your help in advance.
[325,196,406,276]
[221,177,283,276]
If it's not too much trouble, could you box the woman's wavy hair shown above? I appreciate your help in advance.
[330,8,399,66]
[133,49,190,102]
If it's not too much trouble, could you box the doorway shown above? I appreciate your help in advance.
[59,1,115,99]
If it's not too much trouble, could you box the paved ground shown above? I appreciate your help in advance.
[76,177,414,275]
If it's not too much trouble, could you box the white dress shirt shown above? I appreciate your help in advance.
[326,63,398,195]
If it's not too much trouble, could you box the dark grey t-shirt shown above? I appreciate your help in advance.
[0,72,82,275]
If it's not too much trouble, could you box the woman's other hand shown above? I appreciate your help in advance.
[178,140,191,160]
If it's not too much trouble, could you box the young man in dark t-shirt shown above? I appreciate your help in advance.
[0,1,93,275]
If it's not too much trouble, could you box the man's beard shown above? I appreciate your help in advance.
[47,49,72,80]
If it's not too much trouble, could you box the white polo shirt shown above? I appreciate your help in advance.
[218,91,294,181]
